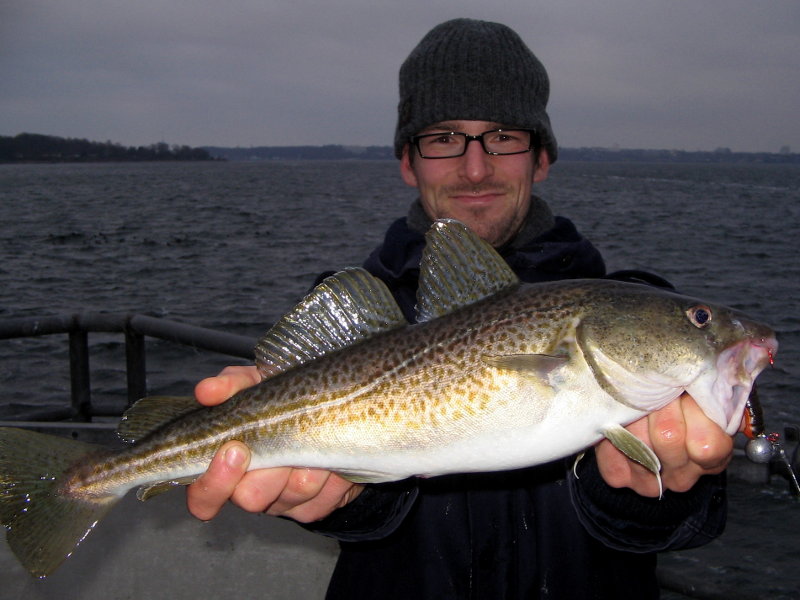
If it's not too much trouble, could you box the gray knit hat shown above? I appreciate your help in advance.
[394,18,557,163]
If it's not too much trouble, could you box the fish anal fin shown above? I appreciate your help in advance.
[335,469,399,484]
[602,424,663,498]
[136,476,199,501]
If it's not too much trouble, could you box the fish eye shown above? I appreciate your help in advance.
[687,305,712,328]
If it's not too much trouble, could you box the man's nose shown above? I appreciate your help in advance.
[459,138,493,182]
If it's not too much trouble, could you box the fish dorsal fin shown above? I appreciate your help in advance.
[416,219,519,322]
[255,267,407,379]
[117,395,201,443]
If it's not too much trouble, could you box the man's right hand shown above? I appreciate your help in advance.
[186,366,364,523]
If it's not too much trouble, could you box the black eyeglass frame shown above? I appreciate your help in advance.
[410,128,538,159]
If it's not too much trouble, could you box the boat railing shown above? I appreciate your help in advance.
[0,312,256,422]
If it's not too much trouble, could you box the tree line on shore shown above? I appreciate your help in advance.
[0,133,215,162]
[2,132,797,164]
[205,144,799,164]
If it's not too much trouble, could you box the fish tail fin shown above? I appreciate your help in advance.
[0,427,120,578]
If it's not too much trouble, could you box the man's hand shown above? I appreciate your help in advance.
[186,366,363,522]
[595,393,734,497]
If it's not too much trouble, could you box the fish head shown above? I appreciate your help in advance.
[574,281,777,434]
[681,304,777,435]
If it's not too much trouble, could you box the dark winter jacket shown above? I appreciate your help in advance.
[306,200,727,599]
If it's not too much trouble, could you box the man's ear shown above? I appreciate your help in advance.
[399,144,419,188]
[533,150,550,183]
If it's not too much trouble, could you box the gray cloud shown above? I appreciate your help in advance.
[1,0,797,152]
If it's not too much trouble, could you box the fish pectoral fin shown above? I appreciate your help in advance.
[483,353,568,378]
[601,424,663,498]
[335,469,399,484]
[136,476,199,501]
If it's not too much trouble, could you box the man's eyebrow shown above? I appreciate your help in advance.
[420,122,509,133]
[420,122,460,133]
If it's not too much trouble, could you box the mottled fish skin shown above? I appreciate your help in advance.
[0,219,778,578]
[64,278,776,498]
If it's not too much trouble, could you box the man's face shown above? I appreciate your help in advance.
[400,120,550,247]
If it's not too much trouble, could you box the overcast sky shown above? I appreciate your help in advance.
[2,1,798,152]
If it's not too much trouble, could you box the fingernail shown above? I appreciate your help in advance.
[224,445,246,468]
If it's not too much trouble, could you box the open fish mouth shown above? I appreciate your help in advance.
[714,336,778,434]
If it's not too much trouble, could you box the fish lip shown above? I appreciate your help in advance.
[715,336,778,434]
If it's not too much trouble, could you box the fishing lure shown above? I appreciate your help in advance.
[743,386,800,496]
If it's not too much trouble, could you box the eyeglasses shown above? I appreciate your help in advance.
[410,129,536,159]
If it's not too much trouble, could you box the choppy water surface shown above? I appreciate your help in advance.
[0,160,798,427]
[1,159,799,597]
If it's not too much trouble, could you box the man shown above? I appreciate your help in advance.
[187,19,733,598]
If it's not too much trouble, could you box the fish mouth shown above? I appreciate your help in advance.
[711,336,778,435]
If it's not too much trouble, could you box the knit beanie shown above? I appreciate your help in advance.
[394,18,558,163]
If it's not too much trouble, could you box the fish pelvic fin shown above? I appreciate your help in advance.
[0,427,119,578]
[416,219,519,322]
[601,424,664,498]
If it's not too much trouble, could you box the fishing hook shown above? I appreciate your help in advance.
[743,386,800,497]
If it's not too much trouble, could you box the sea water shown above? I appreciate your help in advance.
[2,159,800,598]
[0,160,798,427]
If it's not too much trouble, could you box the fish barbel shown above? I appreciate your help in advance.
[0,219,778,577]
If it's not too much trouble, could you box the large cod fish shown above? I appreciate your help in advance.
[0,219,777,578]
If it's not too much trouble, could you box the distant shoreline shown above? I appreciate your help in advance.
[1,132,798,164]
[0,133,216,163]
[203,144,800,164]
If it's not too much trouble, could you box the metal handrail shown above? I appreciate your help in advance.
[0,313,257,420]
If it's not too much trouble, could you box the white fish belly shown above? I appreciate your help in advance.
[246,387,647,481]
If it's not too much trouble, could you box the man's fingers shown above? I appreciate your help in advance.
[592,394,736,497]
[187,441,251,521]
[194,365,261,406]
[263,468,332,516]
[226,468,293,513]
[269,471,364,523]
[646,397,689,472]
[681,396,733,472]
[595,434,661,498]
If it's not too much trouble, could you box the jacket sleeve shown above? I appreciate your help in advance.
[301,479,419,542]
[568,449,727,552]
